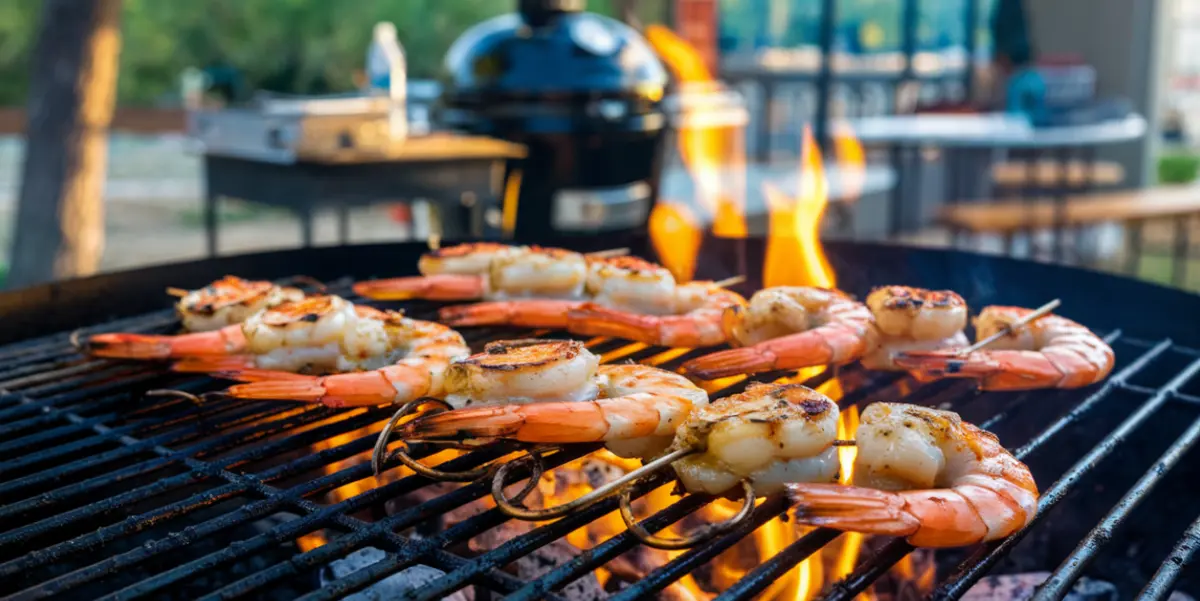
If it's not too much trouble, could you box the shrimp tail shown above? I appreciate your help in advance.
[399,396,662,444]
[683,327,865,380]
[352,274,485,301]
[894,350,1067,391]
[172,355,258,373]
[85,333,175,360]
[565,305,725,347]
[440,300,580,329]
[86,326,245,360]
[224,363,438,407]
[787,483,920,536]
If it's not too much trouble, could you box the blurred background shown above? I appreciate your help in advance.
[0,0,1195,290]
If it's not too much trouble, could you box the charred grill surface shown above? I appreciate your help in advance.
[0,237,1198,600]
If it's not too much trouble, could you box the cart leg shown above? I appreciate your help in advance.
[299,206,315,248]
[337,206,350,245]
[205,193,219,257]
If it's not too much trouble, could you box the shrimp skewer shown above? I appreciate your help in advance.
[859,285,970,371]
[85,276,306,360]
[680,287,872,380]
[352,243,609,301]
[893,305,1114,390]
[398,341,706,458]
[440,256,747,347]
[788,402,1039,548]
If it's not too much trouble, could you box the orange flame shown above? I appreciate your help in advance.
[832,123,866,204]
[763,126,836,290]
[645,24,746,282]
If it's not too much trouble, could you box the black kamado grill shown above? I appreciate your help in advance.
[1,235,1199,601]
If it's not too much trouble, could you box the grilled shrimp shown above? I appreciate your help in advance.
[165,295,454,377]
[788,402,1039,548]
[894,306,1115,390]
[85,276,306,359]
[861,286,969,371]
[441,256,747,347]
[680,287,873,380]
[670,383,841,496]
[396,340,707,458]
[352,243,590,301]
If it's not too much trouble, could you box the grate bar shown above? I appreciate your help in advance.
[1136,511,1200,601]
[286,448,596,601]
[0,370,162,421]
[608,496,790,601]
[0,405,363,554]
[407,473,674,601]
[1031,411,1200,600]
[505,490,713,601]
[182,443,547,601]
[5,432,383,601]
[0,398,296,502]
[712,528,843,601]
[932,343,1199,601]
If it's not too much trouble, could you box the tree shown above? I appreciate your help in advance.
[7,0,123,288]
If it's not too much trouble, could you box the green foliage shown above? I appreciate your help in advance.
[1157,152,1200,185]
[0,0,661,106]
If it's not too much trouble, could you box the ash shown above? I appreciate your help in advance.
[319,547,471,601]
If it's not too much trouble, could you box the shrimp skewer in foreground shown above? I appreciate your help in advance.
[788,402,1038,548]
[351,243,613,301]
[396,340,707,458]
[894,305,1114,391]
[401,380,842,496]
[440,256,747,348]
[85,276,306,360]
[680,286,872,380]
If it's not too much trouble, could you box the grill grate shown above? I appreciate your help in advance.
[1,277,1199,601]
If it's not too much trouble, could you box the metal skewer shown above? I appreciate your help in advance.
[713,275,747,288]
[493,446,697,521]
[619,480,756,550]
[585,247,631,259]
[166,287,190,298]
[958,298,1062,355]
[372,397,497,481]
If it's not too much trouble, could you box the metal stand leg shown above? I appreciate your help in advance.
[299,206,315,248]
[1173,217,1191,287]
[337,206,350,245]
[1125,219,1145,277]
[1052,147,1071,263]
[888,145,905,237]
[205,193,219,257]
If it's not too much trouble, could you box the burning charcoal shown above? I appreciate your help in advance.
[511,539,606,601]
[319,547,471,601]
[961,572,1116,601]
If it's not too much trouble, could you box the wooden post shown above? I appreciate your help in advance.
[7,0,123,288]
[673,0,719,75]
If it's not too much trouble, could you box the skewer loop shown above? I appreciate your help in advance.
[619,480,756,550]
[494,446,696,521]
[372,397,495,481]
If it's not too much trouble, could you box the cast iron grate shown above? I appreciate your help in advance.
[0,277,1198,601]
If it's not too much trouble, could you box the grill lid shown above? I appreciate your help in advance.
[441,1,667,132]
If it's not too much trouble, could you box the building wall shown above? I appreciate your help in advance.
[1026,0,1166,187]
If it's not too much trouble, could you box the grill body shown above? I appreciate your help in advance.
[1,236,1199,600]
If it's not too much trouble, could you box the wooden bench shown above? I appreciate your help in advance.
[991,160,1125,188]
[939,186,1200,285]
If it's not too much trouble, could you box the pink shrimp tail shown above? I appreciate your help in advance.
[787,483,921,537]
[682,327,866,380]
[224,365,434,407]
[86,326,245,360]
[565,304,726,347]
[85,333,175,360]
[439,300,581,328]
[352,274,485,301]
